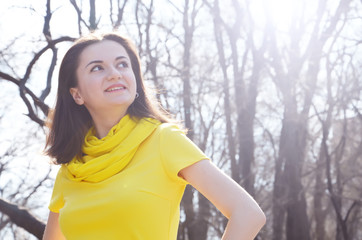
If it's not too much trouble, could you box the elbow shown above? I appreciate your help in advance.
[243,205,266,232]
[225,206,266,239]
[234,207,265,233]
[251,204,266,230]
[257,208,267,229]
[249,207,266,235]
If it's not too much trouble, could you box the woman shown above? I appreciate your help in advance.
[43,32,265,240]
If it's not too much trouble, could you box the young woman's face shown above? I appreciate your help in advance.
[70,40,137,116]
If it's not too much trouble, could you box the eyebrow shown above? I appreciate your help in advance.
[85,56,129,68]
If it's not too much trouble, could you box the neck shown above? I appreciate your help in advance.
[89,108,128,139]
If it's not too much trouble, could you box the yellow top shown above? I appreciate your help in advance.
[48,117,209,240]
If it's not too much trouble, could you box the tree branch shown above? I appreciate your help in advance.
[69,0,90,34]
[0,36,75,126]
[22,36,75,85]
[40,46,58,101]
[0,198,45,240]
[0,71,49,118]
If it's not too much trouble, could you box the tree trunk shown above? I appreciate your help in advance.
[314,155,326,240]
[211,0,237,183]
[274,97,311,240]
[89,0,97,30]
[0,198,45,240]
[180,1,209,239]
[237,46,262,196]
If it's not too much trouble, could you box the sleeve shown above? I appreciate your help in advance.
[48,166,66,213]
[160,123,210,184]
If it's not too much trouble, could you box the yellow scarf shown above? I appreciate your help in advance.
[65,115,160,183]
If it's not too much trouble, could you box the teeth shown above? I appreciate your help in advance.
[106,87,125,92]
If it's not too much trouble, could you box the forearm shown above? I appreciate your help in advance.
[43,212,66,240]
[179,160,266,239]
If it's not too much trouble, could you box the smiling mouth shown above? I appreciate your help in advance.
[105,86,126,92]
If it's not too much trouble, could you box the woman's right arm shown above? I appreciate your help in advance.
[43,211,66,240]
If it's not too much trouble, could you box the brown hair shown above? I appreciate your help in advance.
[45,32,173,164]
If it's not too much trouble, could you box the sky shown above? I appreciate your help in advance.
[1,0,361,239]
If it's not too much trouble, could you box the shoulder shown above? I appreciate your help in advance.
[152,123,189,146]
[155,122,186,135]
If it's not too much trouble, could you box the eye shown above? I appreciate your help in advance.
[90,65,103,72]
[117,61,129,68]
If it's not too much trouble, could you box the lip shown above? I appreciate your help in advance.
[105,83,126,92]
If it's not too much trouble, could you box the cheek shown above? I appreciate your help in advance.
[82,76,100,89]
[77,82,100,101]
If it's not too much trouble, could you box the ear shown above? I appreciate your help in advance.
[69,88,84,105]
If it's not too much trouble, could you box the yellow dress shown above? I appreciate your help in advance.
[48,118,209,240]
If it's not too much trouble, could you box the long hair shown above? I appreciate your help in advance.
[45,32,173,164]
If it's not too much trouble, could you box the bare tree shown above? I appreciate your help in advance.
[1,0,362,239]
[267,1,355,239]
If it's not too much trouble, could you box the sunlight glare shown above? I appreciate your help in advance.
[269,0,294,29]
[250,0,296,31]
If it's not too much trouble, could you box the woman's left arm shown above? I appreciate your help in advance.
[179,159,266,240]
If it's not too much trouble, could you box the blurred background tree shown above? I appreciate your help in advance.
[0,0,361,239]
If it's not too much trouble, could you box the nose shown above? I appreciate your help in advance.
[107,66,122,81]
